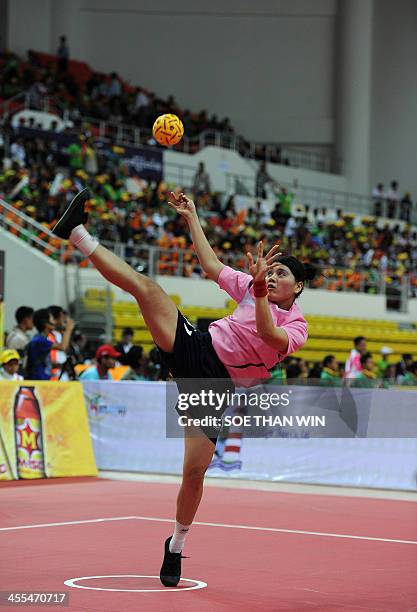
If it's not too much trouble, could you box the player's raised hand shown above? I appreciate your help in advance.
[167,192,196,220]
[246,242,282,282]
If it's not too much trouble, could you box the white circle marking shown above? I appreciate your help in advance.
[64,574,207,592]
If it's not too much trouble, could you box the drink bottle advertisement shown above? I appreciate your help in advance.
[0,382,97,481]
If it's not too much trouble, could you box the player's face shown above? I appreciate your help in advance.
[266,264,303,303]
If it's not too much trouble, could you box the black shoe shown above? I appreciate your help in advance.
[160,536,187,587]
[51,188,90,239]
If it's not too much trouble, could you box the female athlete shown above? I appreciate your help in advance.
[52,188,316,586]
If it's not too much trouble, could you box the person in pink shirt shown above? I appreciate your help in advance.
[52,188,317,587]
[344,336,367,379]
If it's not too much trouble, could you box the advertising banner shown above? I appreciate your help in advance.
[16,128,163,181]
[83,381,417,491]
[0,382,97,480]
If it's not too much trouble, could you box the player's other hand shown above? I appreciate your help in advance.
[246,242,282,281]
[167,192,196,220]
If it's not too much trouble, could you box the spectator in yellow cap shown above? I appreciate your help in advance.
[0,350,24,380]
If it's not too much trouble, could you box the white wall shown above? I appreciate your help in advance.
[369,0,417,195]
[7,0,52,56]
[0,228,64,332]
[165,146,348,195]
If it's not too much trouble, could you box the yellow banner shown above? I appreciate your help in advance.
[0,382,97,480]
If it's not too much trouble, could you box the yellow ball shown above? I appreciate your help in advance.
[152,114,184,147]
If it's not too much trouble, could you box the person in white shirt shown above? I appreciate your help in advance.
[0,350,24,380]
[345,336,367,380]
[10,139,26,167]
[6,306,34,353]
[371,183,385,217]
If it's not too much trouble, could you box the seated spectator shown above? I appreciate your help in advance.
[0,349,23,380]
[26,309,74,380]
[285,362,302,384]
[353,353,379,388]
[79,344,121,380]
[68,330,87,367]
[115,327,134,363]
[320,355,341,386]
[401,361,417,386]
[383,363,397,387]
[396,353,413,383]
[376,346,393,378]
[345,336,367,379]
[121,345,148,380]
[48,305,72,381]
[6,306,34,354]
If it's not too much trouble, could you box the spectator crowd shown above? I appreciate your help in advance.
[1,305,168,383]
[1,305,416,389]
[1,129,416,298]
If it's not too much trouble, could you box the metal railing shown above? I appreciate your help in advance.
[0,199,412,310]
[0,88,339,173]
[225,172,417,222]
[0,198,63,258]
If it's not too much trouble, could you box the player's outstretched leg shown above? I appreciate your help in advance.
[52,189,178,352]
[160,429,215,587]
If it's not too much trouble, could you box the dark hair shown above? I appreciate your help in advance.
[402,353,412,361]
[15,306,34,324]
[360,352,373,367]
[126,345,143,368]
[410,361,417,374]
[276,255,317,296]
[286,363,301,380]
[122,327,134,336]
[354,336,366,347]
[48,305,66,320]
[323,355,335,368]
[33,308,52,333]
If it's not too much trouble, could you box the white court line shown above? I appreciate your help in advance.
[0,516,137,532]
[1,515,416,546]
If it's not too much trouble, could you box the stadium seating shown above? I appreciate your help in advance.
[80,291,417,363]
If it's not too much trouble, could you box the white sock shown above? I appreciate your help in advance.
[169,521,191,553]
[70,225,99,257]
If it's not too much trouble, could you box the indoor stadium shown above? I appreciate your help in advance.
[0,1,416,610]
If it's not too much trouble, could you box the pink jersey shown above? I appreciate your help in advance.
[209,266,308,384]
[344,349,362,379]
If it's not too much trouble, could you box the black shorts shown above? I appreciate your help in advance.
[158,310,235,444]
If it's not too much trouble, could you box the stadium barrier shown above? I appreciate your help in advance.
[0,382,97,481]
[83,381,417,491]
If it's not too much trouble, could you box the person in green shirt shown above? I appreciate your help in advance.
[377,346,393,378]
[354,353,380,388]
[401,361,417,386]
[320,355,341,386]
[66,140,84,170]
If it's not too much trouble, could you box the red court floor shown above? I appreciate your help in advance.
[1,477,416,611]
